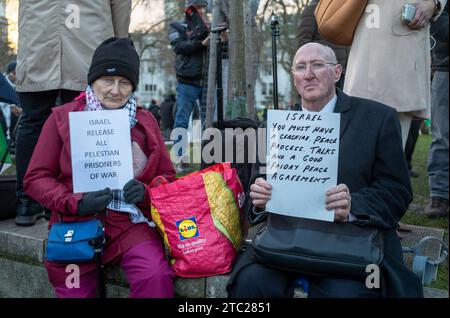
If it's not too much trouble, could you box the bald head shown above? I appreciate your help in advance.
[292,43,337,68]
[291,42,342,111]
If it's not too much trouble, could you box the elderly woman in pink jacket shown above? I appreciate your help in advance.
[24,38,176,298]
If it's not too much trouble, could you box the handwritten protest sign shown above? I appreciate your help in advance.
[266,109,340,222]
[69,109,133,193]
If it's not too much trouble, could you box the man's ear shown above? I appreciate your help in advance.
[334,64,343,83]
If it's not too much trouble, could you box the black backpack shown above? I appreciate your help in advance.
[201,118,258,193]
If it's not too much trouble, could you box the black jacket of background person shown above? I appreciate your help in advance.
[0,73,18,105]
[169,20,209,88]
[148,104,161,127]
[431,1,449,72]
[160,95,176,130]
[227,89,423,298]
[298,0,350,74]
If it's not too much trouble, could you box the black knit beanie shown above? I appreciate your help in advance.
[88,37,140,91]
[185,0,208,7]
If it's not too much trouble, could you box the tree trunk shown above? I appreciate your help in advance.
[243,1,257,121]
[226,0,246,118]
[258,0,311,108]
[204,0,221,128]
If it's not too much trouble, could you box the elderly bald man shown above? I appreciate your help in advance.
[226,43,423,298]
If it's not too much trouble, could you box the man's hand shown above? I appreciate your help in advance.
[408,0,436,29]
[123,179,145,204]
[325,184,351,222]
[77,188,112,216]
[217,23,229,42]
[220,30,229,42]
[249,177,272,209]
[201,35,210,46]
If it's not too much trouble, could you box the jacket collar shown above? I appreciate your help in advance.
[334,88,351,138]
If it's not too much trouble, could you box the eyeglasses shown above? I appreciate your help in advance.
[102,78,132,90]
[293,62,337,75]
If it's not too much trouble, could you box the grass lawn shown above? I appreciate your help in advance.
[401,134,448,291]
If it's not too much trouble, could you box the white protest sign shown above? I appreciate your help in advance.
[69,109,133,193]
[266,109,340,222]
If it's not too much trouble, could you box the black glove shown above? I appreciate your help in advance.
[77,188,112,216]
[123,179,145,204]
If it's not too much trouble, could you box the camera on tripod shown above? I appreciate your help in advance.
[185,5,210,41]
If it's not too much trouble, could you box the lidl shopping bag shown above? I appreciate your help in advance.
[150,163,245,277]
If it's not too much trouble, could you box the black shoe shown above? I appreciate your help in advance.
[43,208,51,221]
[15,197,45,226]
[424,197,449,218]
[175,162,189,173]
[409,170,419,178]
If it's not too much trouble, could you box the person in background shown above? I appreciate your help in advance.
[14,0,132,226]
[4,61,16,86]
[0,61,20,142]
[297,0,350,89]
[24,37,176,298]
[169,0,210,172]
[425,2,449,218]
[404,119,423,178]
[148,99,161,127]
[0,73,17,105]
[344,0,447,149]
[160,94,176,141]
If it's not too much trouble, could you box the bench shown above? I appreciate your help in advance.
[0,218,447,298]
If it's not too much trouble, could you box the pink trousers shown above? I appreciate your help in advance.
[54,240,175,298]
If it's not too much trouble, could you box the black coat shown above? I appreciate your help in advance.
[228,89,423,298]
[0,73,18,105]
[169,21,208,87]
[148,104,161,126]
[160,97,176,130]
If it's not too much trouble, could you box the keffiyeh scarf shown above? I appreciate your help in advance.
[85,85,137,128]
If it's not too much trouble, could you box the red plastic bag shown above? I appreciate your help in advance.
[150,163,246,277]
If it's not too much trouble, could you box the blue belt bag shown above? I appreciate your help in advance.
[45,219,105,263]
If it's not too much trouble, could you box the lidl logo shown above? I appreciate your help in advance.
[176,217,199,240]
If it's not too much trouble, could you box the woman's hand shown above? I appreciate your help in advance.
[249,177,272,209]
[123,179,145,204]
[77,188,112,216]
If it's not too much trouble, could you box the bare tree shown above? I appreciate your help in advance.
[226,0,246,118]
[244,1,260,120]
[129,0,187,97]
[256,0,310,106]
[204,0,221,128]
[0,40,14,71]
[0,9,14,70]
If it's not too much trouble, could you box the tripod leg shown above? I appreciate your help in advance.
[95,251,106,298]
[216,36,223,130]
